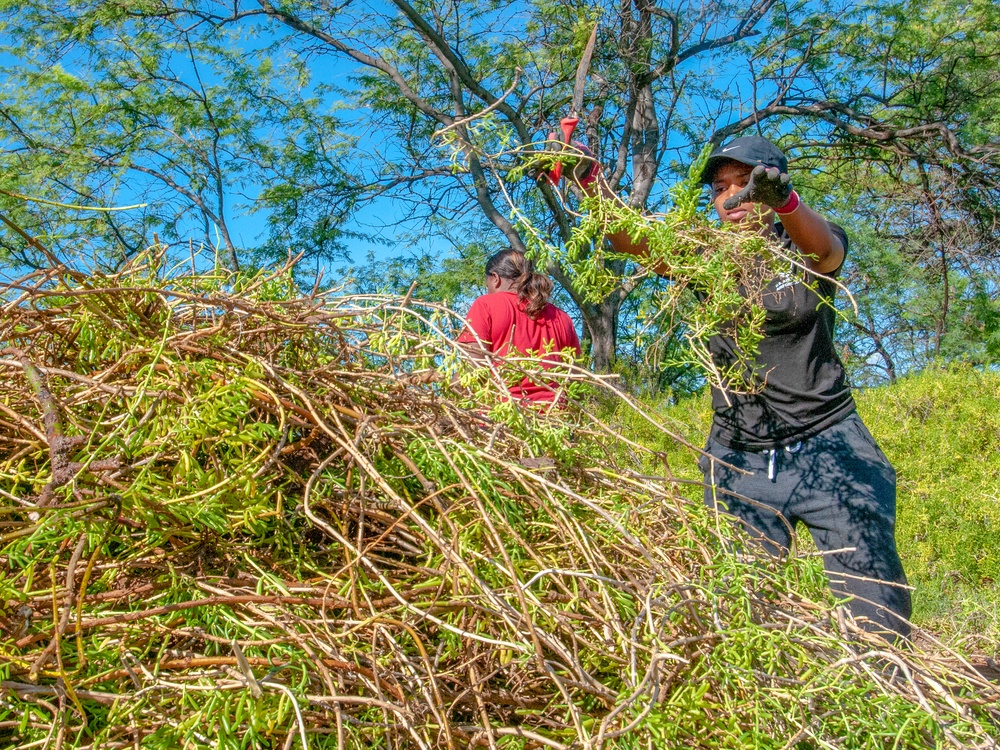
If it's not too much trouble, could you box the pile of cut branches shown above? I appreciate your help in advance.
[1,255,997,749]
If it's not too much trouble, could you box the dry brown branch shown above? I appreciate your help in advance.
[0,256,996,749]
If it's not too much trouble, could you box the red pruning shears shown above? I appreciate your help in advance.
[549,22,598,184]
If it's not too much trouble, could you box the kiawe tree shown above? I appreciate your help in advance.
[787,0,1000,382]
[193,0,1000,373]
[0,4,357,270]
[183,0,821,370]
[4,0,806,368]
[2,0,997,378]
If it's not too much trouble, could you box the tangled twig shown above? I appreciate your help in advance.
[0,255,996,749]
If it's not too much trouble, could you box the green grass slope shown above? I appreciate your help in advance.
[860,365,1000,646]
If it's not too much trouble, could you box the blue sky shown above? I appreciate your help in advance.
[0,1,801,284]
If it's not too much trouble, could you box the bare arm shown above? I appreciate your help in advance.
[721,165,845,275]
[574,152,844,277]
[579,173,672,275]
[779,202,845,274]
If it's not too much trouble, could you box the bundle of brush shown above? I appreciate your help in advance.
[0,253,997,749]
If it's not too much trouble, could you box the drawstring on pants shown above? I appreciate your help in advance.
[765,441,803,482]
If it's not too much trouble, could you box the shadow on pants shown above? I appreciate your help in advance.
[700,413,912,642]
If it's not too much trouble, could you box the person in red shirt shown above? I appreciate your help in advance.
[457,248,582,404]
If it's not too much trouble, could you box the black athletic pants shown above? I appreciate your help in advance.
[700,412,912,641]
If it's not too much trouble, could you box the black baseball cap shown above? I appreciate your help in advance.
[699,135,788,184]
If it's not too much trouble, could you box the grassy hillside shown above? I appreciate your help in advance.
[1,259,998,748]
[860,365,1000,646]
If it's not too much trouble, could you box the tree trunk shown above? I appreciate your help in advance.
[918,161,949,357]
[550,259,631,373]
[581,297,620,373]
[850,317,897,383]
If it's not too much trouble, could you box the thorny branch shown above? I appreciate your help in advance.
[0,257,996,748]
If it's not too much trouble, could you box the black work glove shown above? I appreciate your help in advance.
[723,165,792,210]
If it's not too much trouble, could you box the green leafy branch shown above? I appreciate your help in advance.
[499,142,807,393]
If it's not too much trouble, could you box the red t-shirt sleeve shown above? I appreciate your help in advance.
[456,296,491,345]
[458,295,515,352]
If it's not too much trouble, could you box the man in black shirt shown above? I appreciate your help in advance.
[567,135,911,641]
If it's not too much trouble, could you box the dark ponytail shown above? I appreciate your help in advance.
[485,248,553,319]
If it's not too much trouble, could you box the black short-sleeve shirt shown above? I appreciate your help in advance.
[701,222,856,450]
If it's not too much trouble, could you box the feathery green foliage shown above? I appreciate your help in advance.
[0,258,997,749]
[511,141,805,394]
[859,364,1000,645]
